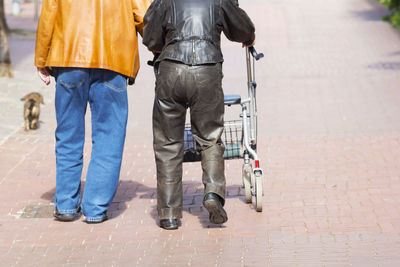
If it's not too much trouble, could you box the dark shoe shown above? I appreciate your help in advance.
[203,193,228,224]
[54,207,81,222]
[85,215,108,224]
[160,219,180,230]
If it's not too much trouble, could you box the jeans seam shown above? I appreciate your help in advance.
[104,81,126,92]
[59,80,84,89]
[57,208,79,214]
[85,215,106,221]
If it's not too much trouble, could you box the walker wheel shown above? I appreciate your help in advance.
[254,171,263,212]
[242,164,252,203]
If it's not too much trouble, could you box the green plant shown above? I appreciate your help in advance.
[380,0,400,27]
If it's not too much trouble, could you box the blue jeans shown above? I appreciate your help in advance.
[53,67,128,221]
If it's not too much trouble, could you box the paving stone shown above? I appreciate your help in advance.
[19,204,54,219]
[2,0,400,266]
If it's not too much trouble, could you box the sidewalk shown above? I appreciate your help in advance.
[2,0,400,266]
[0,0,44,145]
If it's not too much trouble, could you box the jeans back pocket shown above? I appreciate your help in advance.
[103,70,127,92]
[56,68,86,89]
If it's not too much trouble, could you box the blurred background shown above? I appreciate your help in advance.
[2,0,40,73]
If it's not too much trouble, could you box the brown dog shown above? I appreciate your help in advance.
[20,92,44,131]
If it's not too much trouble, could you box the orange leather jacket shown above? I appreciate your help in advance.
[35,0,150,79]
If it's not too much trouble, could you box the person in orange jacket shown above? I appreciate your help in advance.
[35,0,150,223]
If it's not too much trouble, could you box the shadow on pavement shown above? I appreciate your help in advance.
[367,61,400,70]
[352,9,386,21]
[110,180,154,219]
[41,180,154,219]
[41,180,245,227]
[41,187,55,202]
[351,0,389,21]
[144,182,244,229]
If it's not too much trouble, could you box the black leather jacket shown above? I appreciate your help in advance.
[142,0,255,65]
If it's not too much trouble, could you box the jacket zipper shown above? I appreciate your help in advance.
[192,40,195,65]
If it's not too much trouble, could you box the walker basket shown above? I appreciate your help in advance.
[183,120,243,162]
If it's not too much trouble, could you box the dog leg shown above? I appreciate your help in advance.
[31,119,38,129]
[24,119,30,131]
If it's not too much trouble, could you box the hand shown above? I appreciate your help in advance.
[148,48,162,54]
[37,67,51,85]
[242,38,256,48]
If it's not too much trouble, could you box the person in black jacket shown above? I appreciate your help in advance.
[143,0,255,230]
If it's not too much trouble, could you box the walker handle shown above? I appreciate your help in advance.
[248,47,264,61]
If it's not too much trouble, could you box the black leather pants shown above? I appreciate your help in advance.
[153,60,226,220]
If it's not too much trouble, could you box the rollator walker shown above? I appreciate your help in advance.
[183,47,265,212]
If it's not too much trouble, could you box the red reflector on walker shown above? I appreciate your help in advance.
[255,160,260,168]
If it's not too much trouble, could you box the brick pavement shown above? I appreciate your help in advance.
[2,0,400,266]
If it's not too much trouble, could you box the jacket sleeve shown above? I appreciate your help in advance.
[132,0,151,36]
[220,0,255,45]
[34,0,58,68]
[142,0,165,52]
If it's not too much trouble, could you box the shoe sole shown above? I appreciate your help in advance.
[54,213,80,222]
[54,215,74,222]
[203,199,228,224]
[160,219,180,230]
[160,224,179,230]
[54,207,81,222]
